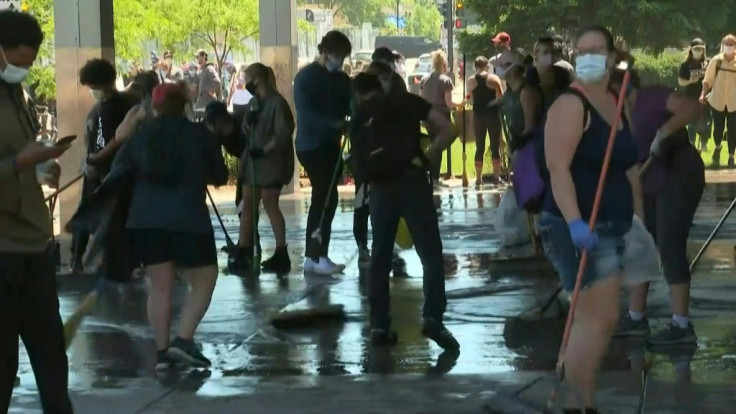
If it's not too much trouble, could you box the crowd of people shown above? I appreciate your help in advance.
[0,7,731,413]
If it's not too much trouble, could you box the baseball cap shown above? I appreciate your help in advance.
[492,32,511,43]
[152,83,183,106]
[691,38,705,47]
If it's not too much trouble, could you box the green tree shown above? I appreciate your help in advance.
[465,0,732,52]
[25,0,55,100]
[153,0,259,70]
[404,0,442,40]
[298,0,392,27]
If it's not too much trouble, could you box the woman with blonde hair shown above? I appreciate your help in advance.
[701,34,736,166]
[229,63,296,274]
[420,49,463,185]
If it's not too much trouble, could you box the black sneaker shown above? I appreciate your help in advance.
[391,254,409,278]
[155,349,175,372]
[358,247,371,269]
[227,246,255,275]
[261,245,291,274]
[370,329,399,346]
[422,319,460,351]
[168,338,212,368]
[613,314,650,338]
[648,322,697,347]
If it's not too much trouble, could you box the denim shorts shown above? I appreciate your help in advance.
[538,212,630,292]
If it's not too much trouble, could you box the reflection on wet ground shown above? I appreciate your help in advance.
[13,183,736,411]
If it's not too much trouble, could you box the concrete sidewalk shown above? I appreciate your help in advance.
[11,370,735,413]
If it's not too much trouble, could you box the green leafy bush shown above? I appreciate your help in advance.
[631,51,685,88]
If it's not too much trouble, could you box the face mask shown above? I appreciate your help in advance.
[724,45,735,54]
[245,80,257,95]
[496,67,507,79]
[188,69,196,76]
[0,47,30,84]
[326,55,343,72]
[575,54,608,83]
[90,89,105,101]
[692,50,704,59]
[536,54,553,67]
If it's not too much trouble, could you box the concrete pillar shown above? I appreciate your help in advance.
[54,0,114,265]
[259,0,299,195]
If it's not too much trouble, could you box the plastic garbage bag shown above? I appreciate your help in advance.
[493,188,530,247]
[622,215,662,286]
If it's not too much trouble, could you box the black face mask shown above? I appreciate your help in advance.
[245,80,257,95]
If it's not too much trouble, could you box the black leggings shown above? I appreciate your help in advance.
[474,110,503,162]
[297,144,342,260]
[643,147,705,285]
[710,105,736,154]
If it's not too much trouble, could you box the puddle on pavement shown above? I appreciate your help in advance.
[22,184,736,397]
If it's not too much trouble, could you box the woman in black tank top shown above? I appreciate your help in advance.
[467,57,504,186]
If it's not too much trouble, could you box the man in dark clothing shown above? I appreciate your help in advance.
[352,62,459,351]
[349,47,410,276]
[71,59,133,273]
[294,30,352,275]
[0,10,74,413]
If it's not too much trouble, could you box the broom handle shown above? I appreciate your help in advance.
[556,71,632,366]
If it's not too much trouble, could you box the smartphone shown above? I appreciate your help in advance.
[55,135,77,146]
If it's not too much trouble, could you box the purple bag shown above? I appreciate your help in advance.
[512,137,545,211]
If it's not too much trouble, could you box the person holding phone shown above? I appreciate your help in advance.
[0,10,75,413]
[70,58,133,273]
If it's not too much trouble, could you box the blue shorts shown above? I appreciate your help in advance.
[538,212,630,292]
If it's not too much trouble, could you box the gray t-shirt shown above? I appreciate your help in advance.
[420,72,454,114]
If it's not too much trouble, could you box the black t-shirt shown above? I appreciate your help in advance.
[678,59,708,98]
[88,92,134,174]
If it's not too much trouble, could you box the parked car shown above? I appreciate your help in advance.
[408,54,432,95]
[375,36,441,59]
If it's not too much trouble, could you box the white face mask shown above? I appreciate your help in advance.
[90,89,105,101]
[723,45,735,54]
[575,54,608,83]
[0,46,30,84]
[692,50,704,59]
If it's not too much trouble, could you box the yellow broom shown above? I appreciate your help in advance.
[63,278,104,349]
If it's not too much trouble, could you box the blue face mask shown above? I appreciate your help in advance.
[326,55,343,72]
[0,46,30,84]
[575,54,608,83]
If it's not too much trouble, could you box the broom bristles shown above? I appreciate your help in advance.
[63,290,99,349]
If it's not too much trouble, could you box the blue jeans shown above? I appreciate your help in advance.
[538,212,630,292]
[368,167,446,329]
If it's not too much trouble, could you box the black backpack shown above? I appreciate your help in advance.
[357,93,429,183]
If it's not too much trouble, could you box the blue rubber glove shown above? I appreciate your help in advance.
[568,219,599,251]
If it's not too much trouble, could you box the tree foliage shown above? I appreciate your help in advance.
[25,0,55,100]
[404,0,442,40]
[465,0,734,52]
[298,0,391,27]
[151,0,258,70]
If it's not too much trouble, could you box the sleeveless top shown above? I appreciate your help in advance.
[472,73,497,114]
[542,88,638,225]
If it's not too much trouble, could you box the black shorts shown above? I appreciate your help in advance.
[128,229,217,268]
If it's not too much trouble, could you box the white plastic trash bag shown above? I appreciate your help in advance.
[622,215,662,286]
[493,188,530,247]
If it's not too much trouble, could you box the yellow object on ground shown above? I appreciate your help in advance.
[395,217,413,249]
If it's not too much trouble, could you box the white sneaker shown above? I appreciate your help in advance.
[325,256,346,273]
[304,257,344,275]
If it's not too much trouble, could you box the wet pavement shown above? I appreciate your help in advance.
[13,181,736,413]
